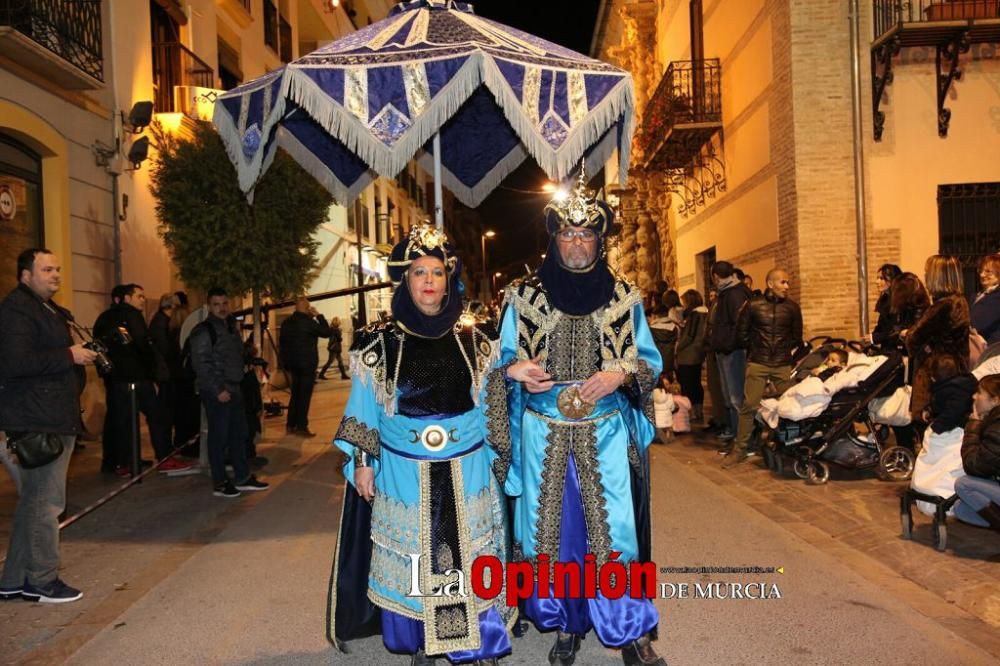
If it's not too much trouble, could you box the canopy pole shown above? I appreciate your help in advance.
[433,132,444,229]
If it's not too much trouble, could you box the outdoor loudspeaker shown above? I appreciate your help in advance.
[126,136,150,169]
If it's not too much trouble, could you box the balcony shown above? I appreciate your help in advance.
[871,0,1000,140]
[152,41,215,114]
[640,59,722,171]
[0,0,103,89]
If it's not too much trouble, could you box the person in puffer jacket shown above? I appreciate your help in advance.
[675,289,709,423]
[724,269,802,468]
[954,374,1000,533]
[652,379,675,443]
[911,353,976,516]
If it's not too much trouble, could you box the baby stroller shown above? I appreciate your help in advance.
[759,337,916,485]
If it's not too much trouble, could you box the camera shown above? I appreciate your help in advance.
[86,326,133,377]
[84,339,113,377]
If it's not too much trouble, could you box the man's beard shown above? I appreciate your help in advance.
[561,247,597,270]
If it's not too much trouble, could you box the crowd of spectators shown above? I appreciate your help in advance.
[647,252,1000,535]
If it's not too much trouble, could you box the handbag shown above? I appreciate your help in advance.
[6,432,65,469]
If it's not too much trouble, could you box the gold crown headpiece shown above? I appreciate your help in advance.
[387,224,459,286]
[543,162,613,237]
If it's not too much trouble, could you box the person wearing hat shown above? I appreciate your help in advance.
[498,175,666,666]
[328,225,515,666]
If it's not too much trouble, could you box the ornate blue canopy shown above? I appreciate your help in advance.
[213,0,634,207]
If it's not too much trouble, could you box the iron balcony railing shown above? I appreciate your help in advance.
[640,58,722,166]
[152,41,215,113]
[873,0,1000,40]
[0,0,103,81]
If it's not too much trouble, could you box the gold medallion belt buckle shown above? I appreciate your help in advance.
[556,384,596,420]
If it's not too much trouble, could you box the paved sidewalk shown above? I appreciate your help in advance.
[657,427,1000,656]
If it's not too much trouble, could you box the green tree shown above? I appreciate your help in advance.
[149,122,332,298]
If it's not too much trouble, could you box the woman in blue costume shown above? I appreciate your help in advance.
[328,225,515,665]
[497,176,666,666]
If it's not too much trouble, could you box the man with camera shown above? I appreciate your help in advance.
[0,249,95,603]
[93,283,190,475]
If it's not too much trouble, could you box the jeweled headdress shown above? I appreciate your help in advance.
[543,163,614,238]
[387,224,459,286]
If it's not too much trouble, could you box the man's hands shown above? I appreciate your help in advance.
[506,358,627,401]
[218,389,232,403]
[354,467,375,502]
[70,344,97,365]
[579,370,627,402]
[506,356,554,393]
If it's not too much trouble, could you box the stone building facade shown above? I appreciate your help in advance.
[595,0,1000,337]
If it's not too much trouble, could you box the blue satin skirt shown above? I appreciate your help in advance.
[523,453,659,647]
[382,607,512,663]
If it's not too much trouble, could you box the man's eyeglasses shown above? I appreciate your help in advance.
[557,228,597,242]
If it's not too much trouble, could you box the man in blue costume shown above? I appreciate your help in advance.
[497,178,666,666]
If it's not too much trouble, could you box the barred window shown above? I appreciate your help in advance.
[938,182,1000,302]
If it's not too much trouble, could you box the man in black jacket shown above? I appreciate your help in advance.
[94,283,126,472]
[279,298,331,436]
[190,288,268,498]
[0,249,96,603]
[709,261,753,444]
[148,293,183,448]
[94,284,188,475]
[724,268,803,467]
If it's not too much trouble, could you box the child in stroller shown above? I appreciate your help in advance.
[757,337,916,485]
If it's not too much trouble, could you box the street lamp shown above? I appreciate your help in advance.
[481,230,496,301]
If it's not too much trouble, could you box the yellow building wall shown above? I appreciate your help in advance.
[0,102,73,303]
[659,1,778,292]
[0,75,114,326]
[110,0,339,315]
[867,50,1000,275]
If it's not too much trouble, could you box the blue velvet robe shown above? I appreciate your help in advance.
[498,276,662,647]
[328,320,516,662]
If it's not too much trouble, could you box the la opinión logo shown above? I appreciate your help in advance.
[406,552,658,605]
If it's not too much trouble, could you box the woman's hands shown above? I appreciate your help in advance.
[354,467,375,502]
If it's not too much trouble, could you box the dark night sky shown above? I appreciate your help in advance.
[461,0,604,277]
[471,0,602,55]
